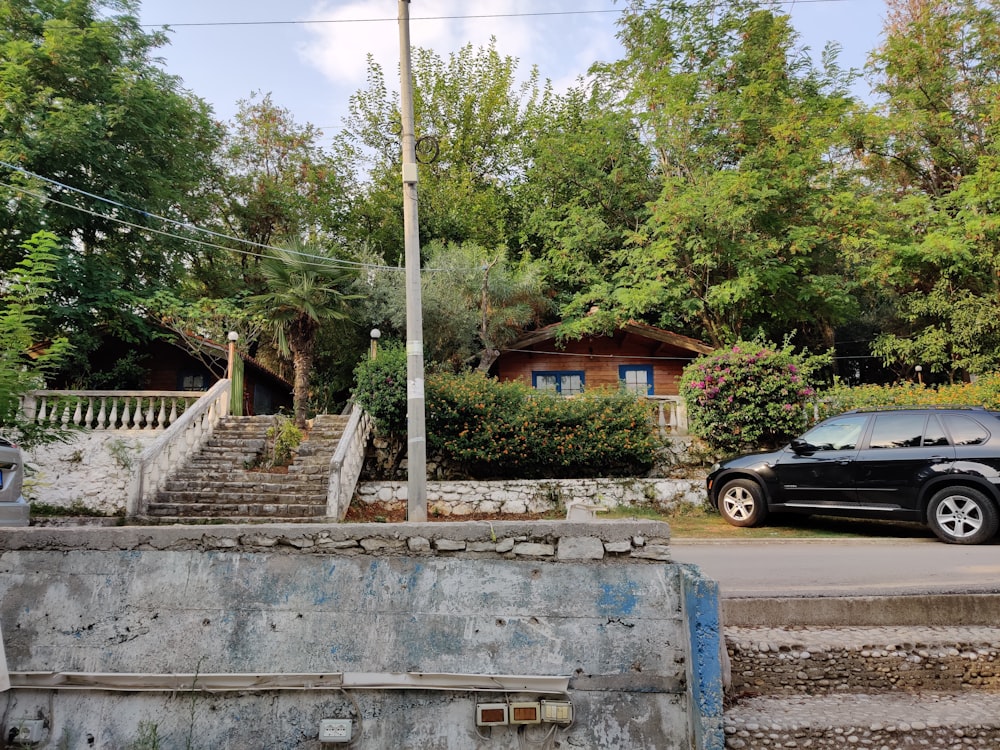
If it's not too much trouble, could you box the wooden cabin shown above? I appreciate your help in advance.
[493,322,713,397]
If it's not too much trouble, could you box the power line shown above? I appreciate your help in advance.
[139,1,858,29]
[0,164,483,275]
[0,160,396,272]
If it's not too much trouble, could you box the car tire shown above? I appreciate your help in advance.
[718,478,768,528]
[927,486,1000,545]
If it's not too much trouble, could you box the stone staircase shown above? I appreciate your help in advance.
[721,596,1000,748]
[144,414,350,524]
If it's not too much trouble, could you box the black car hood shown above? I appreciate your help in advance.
[714,448,786,471]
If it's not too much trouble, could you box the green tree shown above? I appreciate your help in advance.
[595,1,861,348]
[859,0,1000,381]
[358,241,550,371]
[0,0,221,277]
[249,243,363,427]
[0,0,222,380]
[518,82,657,325]
[0,231,72,447]
[343,40,551,260]
[206,93,356,293]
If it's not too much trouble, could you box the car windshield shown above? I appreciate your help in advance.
[798,415,867,451]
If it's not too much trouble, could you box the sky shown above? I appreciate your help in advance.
[136,0,890,139]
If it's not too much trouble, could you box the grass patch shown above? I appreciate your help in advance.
[606,502,935,541]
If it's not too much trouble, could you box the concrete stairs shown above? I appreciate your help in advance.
[144,414,349,524]
[721,595,1000,748]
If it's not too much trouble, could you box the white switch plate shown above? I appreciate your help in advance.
[319,718,352,743]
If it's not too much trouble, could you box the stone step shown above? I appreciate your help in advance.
[146,502,326,518]
[723,691,1000,749]
[152,490,327,505]
[140,515,332,526]
[726,625,1000,697]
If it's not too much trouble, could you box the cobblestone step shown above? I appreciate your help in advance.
[727,625,1000,697]
[724,691,1000,749]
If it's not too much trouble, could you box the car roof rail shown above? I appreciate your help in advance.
[841,404,989,414]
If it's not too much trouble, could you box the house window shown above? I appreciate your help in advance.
[178,372,208,391]
[532,371,584,396]
[619,365,653,396]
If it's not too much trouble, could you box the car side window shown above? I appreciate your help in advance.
[799,416,867,451]
[922,415,950,447]
[942,415,990,446]
[868,414,927,449]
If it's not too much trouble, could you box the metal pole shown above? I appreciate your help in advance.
[398,0,427,521]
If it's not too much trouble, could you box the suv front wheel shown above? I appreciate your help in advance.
[927,486,1000,545]
[718,478,768,527]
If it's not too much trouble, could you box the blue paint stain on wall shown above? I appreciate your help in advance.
[597,580,639,616]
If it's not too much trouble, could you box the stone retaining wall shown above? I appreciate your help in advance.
[24,431,157,515]
[357,477,707,517]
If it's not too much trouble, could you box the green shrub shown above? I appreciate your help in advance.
[818,374,1000,416]
[681,340,830,455]
[352,341,407,433]
[426,372,656,478]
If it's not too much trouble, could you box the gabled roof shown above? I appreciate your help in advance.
[503,321,714,355]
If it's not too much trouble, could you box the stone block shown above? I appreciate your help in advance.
[557,536,605,560]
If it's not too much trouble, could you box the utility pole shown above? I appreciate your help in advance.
[398,0,427,522]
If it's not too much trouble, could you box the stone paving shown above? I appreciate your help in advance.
[724,625,1000,748]
[725,692,1000,748]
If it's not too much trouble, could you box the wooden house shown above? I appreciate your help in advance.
[492,321,714,397]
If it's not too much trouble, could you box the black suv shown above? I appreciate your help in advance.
[706,407,1000,544]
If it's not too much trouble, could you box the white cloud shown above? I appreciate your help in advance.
[298,0,614,99]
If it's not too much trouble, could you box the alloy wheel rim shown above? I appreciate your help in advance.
[936,496,983,539]
[723,487,754,521]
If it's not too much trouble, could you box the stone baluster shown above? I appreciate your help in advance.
[156,399,167,430]
[84,398,95,428]
[667,400,679,433]
[72,400,83,427]
[96,397,108,429]
[108,399,119,430]
[168,399,179,427]
[60,400,71,427]
[37,396,48,424]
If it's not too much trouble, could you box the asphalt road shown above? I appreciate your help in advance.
[670,538,1000,598]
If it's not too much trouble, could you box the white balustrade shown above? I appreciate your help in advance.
[645,395,689,436]
[20,391,205,431]
[327,406,375,520]
[127,380,231,517]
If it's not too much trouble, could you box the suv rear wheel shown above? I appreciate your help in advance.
[718,478,768,527]
[927,486,999,545]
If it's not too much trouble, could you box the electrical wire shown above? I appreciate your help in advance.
[138,1,859,30]
[0,161,393,273]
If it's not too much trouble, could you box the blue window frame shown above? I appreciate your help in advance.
[532,370,585,396]
[619,365,653,396]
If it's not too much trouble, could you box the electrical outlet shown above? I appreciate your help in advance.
[319,718,352,743]
[7,719,45,745]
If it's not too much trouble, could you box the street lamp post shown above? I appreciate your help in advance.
[370,328,381,360]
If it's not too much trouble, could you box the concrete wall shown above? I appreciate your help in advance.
[0,521,723,749]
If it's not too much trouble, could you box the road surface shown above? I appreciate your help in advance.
[670,538,1000,598]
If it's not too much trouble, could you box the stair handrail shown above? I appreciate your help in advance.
[126,379,232,518]
[326,403,374,520]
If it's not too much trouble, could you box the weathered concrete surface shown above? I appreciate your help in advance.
[0,521,720,749]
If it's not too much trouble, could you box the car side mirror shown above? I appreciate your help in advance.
[790,438,817,455]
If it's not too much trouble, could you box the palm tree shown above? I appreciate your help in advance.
[250,242,362,427]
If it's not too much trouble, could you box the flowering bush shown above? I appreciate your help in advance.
[681,341,830,454]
